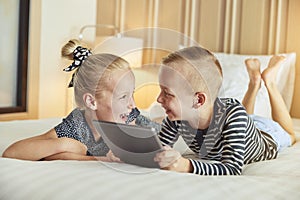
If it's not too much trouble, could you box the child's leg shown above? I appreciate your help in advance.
[261,55,296,144]
[242,59,261,114]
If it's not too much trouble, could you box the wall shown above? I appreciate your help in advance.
[286,0,300,117]
[38,0,97,118]
[1,0,299,120]
[96,0,300,118]
[0,0,97,120]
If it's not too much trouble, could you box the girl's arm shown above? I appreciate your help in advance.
[2,129,87,161]
[43,152,97,161]
[44,150,122,162]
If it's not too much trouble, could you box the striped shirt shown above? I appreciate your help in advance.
[158,98,278,175]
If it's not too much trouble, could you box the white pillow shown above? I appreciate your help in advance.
[215,52,296,119]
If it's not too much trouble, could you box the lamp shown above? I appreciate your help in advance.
[78,24,143,68]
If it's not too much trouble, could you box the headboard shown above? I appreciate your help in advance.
[132,52,296,120]
[95,0,300,118]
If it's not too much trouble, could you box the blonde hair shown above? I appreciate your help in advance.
[162,46,223,101]
[61,39,130,108]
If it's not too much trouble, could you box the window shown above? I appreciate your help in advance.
[0,0,30,114]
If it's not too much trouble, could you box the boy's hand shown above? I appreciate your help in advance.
[154,146,192,173]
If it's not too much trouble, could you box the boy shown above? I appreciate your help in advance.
[154,46,295,175]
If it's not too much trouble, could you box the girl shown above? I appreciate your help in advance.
[2,39,156,161]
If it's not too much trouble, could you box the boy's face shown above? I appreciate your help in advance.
[157,65,196,122]
[96,69,136,124]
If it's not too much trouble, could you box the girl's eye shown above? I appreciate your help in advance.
[120,95,127,99]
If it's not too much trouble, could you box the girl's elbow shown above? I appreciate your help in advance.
[2,145,30,160]
[2,148,16,159]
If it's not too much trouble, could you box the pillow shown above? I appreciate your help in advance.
[214,52,296,119]
[141,52,296,120]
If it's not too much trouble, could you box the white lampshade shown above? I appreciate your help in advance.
[93,36,143,68]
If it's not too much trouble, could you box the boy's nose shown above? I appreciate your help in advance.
[156,92,163,104]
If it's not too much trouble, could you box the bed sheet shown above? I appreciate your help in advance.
[0,118,299,200]
[0,157,299,200]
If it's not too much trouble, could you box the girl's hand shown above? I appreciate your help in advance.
[105,150,122,162]
[154,146,192,173]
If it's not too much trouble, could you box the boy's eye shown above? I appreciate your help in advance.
[164,90,174,97]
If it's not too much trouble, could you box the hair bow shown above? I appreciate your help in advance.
[63,46,92,87]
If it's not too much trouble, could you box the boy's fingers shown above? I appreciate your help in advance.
[163,145,172,150]
[154,148,181,168]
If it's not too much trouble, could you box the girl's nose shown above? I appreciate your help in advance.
[128,95,136,109]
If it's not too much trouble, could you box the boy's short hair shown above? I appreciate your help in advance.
[162,46,223,102]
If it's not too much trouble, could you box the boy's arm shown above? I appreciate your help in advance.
[155,143,245,175]
[189,106,248,175]
[156,105,248,175]
[158,117,180,147]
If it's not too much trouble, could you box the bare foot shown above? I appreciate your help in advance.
[261,55,285,87]
[245,58,261,87]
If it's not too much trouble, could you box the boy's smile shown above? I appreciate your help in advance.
[157,65,196,122]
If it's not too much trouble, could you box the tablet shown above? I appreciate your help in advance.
[92,120,163,168]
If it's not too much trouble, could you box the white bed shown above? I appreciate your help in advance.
[0,118,300,200]
[1,52,299,199]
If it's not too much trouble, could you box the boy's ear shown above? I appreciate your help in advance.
[83,93,97,110]
[193,92,206,108]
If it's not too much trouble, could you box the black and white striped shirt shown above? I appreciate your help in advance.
[158,98,278,175]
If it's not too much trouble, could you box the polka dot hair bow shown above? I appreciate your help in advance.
[63,46,92,87]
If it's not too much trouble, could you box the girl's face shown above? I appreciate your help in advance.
[95,69,136,124]
[157,66,196,122]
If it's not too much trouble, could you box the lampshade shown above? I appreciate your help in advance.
[93,36,143,68]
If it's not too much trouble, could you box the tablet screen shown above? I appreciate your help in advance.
[93,120,163,168]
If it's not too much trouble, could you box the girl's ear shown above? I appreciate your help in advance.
[193,92,206,108]
[83,93,97,110]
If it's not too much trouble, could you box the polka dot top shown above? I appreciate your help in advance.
[54,108,161,157]
[54,108,110,156]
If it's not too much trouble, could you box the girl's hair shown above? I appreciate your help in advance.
[162,46,223,102]
[61,39,130,108]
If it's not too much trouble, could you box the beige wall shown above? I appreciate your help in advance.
[38,0,97,119]
[97,0,300,118]
[287,0,300,117]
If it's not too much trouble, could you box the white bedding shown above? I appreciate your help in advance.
[0,118,300,200]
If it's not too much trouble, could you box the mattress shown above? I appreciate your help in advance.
[0,118,299,200]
